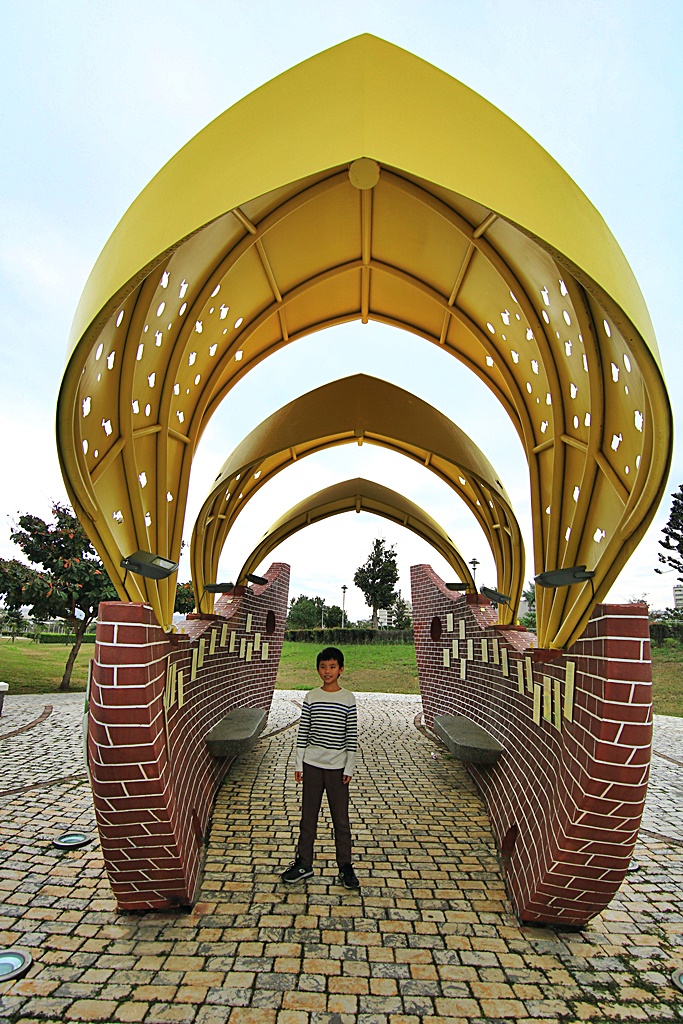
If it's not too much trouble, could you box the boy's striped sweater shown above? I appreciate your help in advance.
[295,686,357,776]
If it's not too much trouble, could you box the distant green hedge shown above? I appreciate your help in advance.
[37,633,97,645]
[284,628,414,645]
[650,621,683,645]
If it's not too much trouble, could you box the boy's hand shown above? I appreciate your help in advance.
[343,775,351,784]
[295,771,303,783]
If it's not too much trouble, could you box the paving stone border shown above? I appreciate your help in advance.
[0,705,53,742]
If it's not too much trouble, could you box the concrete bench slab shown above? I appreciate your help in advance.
[205,708,267,758]
[433,713,503,765]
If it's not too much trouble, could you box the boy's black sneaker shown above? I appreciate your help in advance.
[281,858,313,883]
[337,863,360,890]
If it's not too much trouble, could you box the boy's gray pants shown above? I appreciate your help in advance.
[297,762,352,867]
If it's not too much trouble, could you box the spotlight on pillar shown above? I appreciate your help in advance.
[120,550,178,580]
[445,583,469,591]
[534,566,596,588]
[200,582,235,613]
[246,574,268,586]
[480,586,510,605]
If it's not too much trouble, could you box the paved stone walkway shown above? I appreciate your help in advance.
[0,692,682,1024]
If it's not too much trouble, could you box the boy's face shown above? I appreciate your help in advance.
[318,658,344,686]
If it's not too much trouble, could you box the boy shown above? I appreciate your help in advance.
[281,646,359,890]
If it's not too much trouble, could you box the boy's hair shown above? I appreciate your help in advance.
[317,646,344,669]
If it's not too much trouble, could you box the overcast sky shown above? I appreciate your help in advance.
[1,1,681,622]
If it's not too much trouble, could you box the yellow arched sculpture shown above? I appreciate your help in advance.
[190,374,522,624]
[237,477,476,593]
[57,34,671,646]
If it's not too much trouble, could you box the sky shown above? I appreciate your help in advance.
[1,0,682,623]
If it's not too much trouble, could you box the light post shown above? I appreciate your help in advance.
[341,585,348,628]
[469,558,480,583]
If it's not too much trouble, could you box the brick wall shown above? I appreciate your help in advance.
[88,563,290,910]
[411,564,652,926]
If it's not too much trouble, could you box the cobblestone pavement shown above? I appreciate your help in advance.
[0,692,682,1024]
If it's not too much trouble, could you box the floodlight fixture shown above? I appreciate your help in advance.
[0,948,33,982]
[480,586,510,605]
[445,582,469,591]
[534,565,596,588]
[199,581,236,612]
[120,550,178,580]
[246,573,268,586]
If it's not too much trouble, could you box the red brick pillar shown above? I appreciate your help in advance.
[411,564,652,926]
[88,563,289,910]
[88,603,184,908]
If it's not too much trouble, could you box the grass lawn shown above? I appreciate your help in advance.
[650,644,683,717]
[1,637,680,717]
[0,637,91,693]
[276,641,420,694]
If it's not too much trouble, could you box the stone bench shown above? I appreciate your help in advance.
[205,708,267,758]
[433,714,503,766]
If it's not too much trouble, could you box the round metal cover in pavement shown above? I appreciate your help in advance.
[52,831,93,850]
[0,949,32,981]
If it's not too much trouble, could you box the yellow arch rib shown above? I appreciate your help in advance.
[67,34,659,359]
[190,375,523,626]
[57,35,672,644]
[235,478,477,593]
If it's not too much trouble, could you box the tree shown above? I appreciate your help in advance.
[353,538,399,629]
[520,581,536,630]
[287,594,324,629]
[392,591,412,629]
[0,504,117,690]
[325,604,343,628]
[174,582,196,615]
[655,485,683,580]
[0,605,25,641]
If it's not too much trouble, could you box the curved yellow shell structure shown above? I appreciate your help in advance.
[189,374,519,612]
[236,478,477,594]
[57,34,671,646]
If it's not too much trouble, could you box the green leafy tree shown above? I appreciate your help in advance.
[520,581,536,630]
[30,614,48,642]
[0,605,25,641]
[0,504,117,690]
[655,484,683,580]
[392,591,412,629]
[353,538,399,629]
[287,594,324,629]
[325,604,343,628]
[174,582,196,615]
